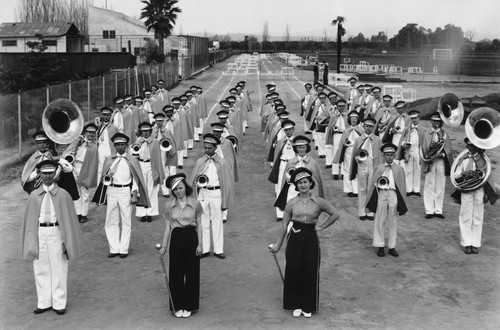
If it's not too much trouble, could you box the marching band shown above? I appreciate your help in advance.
[19,74,499,319]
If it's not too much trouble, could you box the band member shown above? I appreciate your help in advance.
[451,138,498,254]
[381,100,410,148]
[153,111,178,196]
[133,96,150,125]
[155,79,170,109]
[62,124,99,223]
[21,131,78,199]
[333,111,364,196]
[110,96,134,143]
[134,122,165,222]
[422,114,453,219]
[350,84,366,114]
[374,95,396,137]
[195,86,208,130]
[325,99,348,178]
[300,83,313,119]
[268,120,296,220]
[363,86,382,119]
[396,110,423,196]
[142,89,156,122]
[180,94,195,151]
[92,133,150,258]
[313,62,319,84]
[216,108,237,138]
[261,94,274,133]
[97,107,119,179]
[350,117,383,220]
[190,134,235,259]
[344,77,358,109]
[158,174,203,318]
[313,92,330,158]
[172,97,189,165]
[267,109,290,164]
[366,143,408,257]
[21,160,85,315]
[270,168,340,318]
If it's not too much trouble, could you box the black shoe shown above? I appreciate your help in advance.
[108,253,119,258]
[54,308,66,315]
[471,247,479,254]
[223,219,227,223]
[406,192,412,196]
[377,247,385,257]
[140,216,147,222]
[34,307,51,315]
[414,192,422,197]
[79,216,88,223]
[319,155,325,158]
[388,248,399,257]
[276,217,283,222]
[147,216,152,222]
[333,175,339,180]
[315,146,318,150]
[425,214,434,219]
[347,193,355,197]
[177,165,183,169]
[77,215,82,222]
[305,131,312,134]
[366,216,375,221]
[164,194,170,198]
[200,252,210,259]
[464,246,472,254]
[119,253,128,258]
[434,213,445,219]
[188,148,193,150]
[359,216,367,221]
[353,193,358,197]
[214,253,226,259]
[325,165,332,169]
[183,156,188,159]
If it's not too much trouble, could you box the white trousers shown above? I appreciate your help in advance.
[459,189,484,247]
[275,160,287,217]
[357,159,374,217]
[372,189,398,248]
[136,162,159,217]
[315,131,326,156]
[105,186,132,254]
[198,188,223,254]
[423,159,445,215]
[98,145,111,180]
[187,139,194,149]
[342,146,358,193]
[34,227,68,310]
[160,164,176,195]
[177,151,184,165]
[401,147,421,193]
[331,134,343,175]
[74,186,90,216]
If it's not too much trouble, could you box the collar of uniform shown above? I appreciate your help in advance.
[39,183,58,196]
[114,152,128,158]
[430,128,440,134]
[297,154,310,163]
[289,194,319,206]
[169,196,197,209]
[204,154,218,162]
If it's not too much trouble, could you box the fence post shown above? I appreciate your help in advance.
[115,71,118,97]
[68,80,72,100]
[135,66,140,95]
[18,91,22,160]
[46,85,50,106]
[148,65,152,86]
[127,68,131,95]
[87,77,91,121]
[102,75,106,107]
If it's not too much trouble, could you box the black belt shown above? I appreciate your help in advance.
[203,186,220,190]
[39,222,59,227]
[110,183,131,188]
[138,158,151,162]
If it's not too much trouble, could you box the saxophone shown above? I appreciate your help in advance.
[402,128,412,163]
[65,135,85,164]
[423,129,445,162]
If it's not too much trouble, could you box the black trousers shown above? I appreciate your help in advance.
[284,222,320,313]
[169,226,200,311]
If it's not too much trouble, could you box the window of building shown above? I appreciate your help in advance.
[2,40,17,47]
[42,39,57,47]
[92,48,99,52]
[103,30,116,39]
[134,47,146,56]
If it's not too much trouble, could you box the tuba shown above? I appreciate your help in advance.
[196,174,209,188]
[422,129,445,162]
[451,149,491,192]
[376,176,390,189]
[42,99,84,144]
[159,138,173,152]
[438,93,464,127]
[464,107,500,150]
[355,148,369,163]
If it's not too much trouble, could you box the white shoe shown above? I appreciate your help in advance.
[175,310,184,318]
[182,310,191,318]
[292,309,302,317]
[302,311,312,318]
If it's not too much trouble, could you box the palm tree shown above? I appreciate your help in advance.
[332,16,346,73]
[140,0,182,56]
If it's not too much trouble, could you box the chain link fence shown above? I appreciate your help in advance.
[0,60,179,160]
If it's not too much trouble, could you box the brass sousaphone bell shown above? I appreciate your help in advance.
[42,99,84,144]
[438,93,464,127]
[464,107,500,150]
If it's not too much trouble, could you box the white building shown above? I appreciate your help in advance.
[0,22,83,53]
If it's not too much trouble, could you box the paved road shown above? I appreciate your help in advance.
[1,55,499,329]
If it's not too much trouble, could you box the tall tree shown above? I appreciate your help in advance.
[262,21,270,43]
[284,24,290,42]
[140,0,182,56]
[331,16,346,73]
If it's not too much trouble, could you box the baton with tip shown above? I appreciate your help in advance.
[268,244,285,283]
[155,244,176,314]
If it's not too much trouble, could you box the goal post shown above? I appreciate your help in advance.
[432,49,452,60]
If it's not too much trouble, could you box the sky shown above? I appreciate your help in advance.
[0,0,499,41]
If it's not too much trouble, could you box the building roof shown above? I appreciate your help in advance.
[0,22,81,38]
[90,6,146,30]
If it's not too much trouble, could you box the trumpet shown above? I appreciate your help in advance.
[376,176,390,189]
[285,168,296,184]
[344,139,352,147]
[355,148,369,163]
[65,154,75,164]
[333,125,339,133]
[65,135,85,164]
[103,174,113,186]
[391,125,401,134]
[196,174,209,188]
[94,116,101,126]
[159,138,173,152]
[131,144,141,156]
[402,129,412,163]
